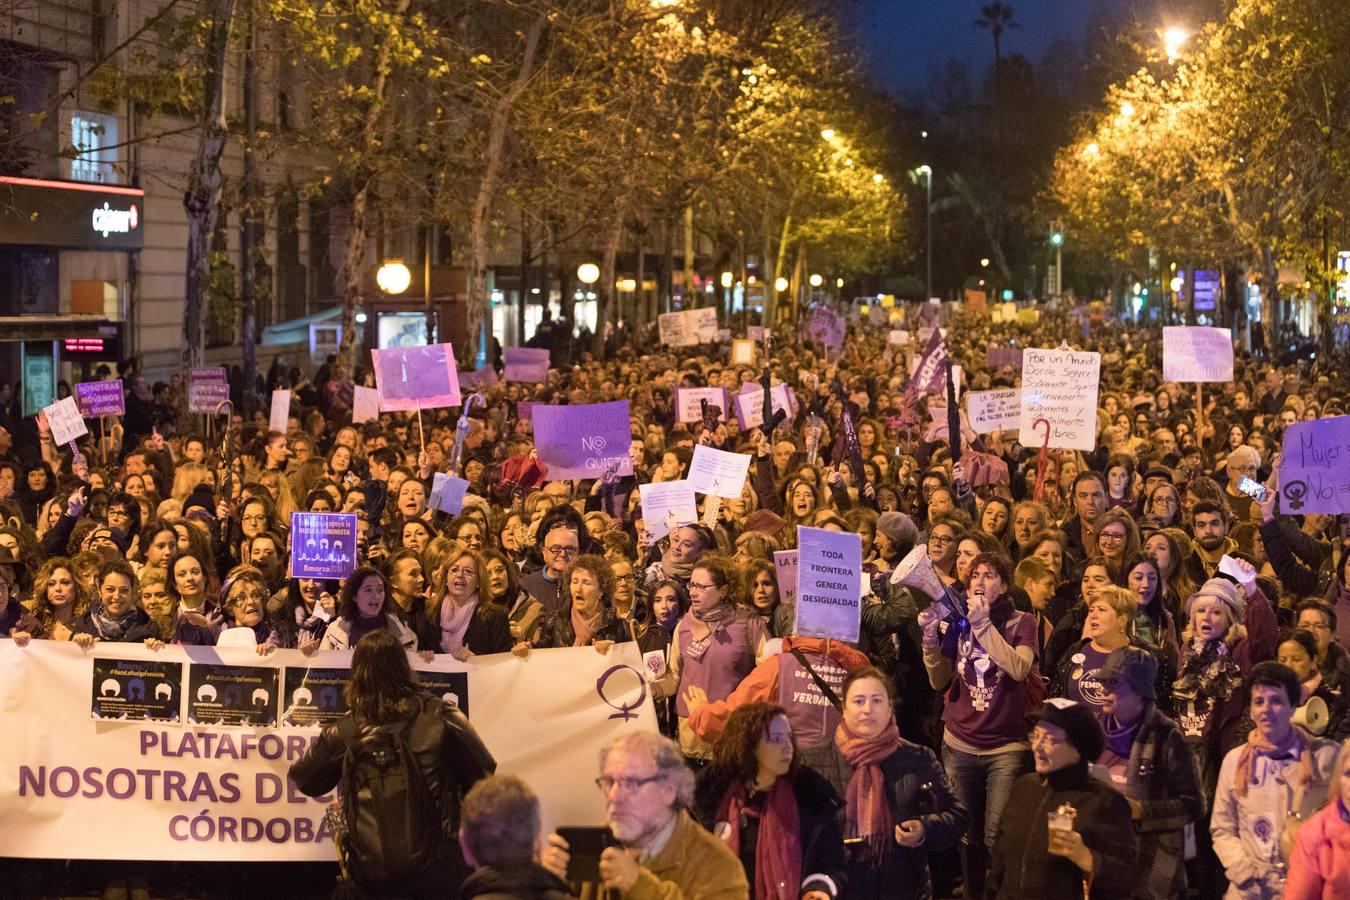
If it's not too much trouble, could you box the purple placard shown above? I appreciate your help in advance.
[371,343,461,411]
[532,400,633,481]
[794,525,861,642]
[504,347,551,383]
[289,512,358,580]
[429,473,470,515]
[459,365,499,389]
[808,307,845,349]
[188,367,229,413]
[74,380,125,417]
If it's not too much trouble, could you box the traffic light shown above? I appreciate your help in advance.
[1049,222,1064,247]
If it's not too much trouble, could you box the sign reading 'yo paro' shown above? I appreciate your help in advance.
[532,400,633,481]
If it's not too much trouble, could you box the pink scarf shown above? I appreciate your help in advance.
[439,596,477,653]
[571,603,602,647]
[834,718,902,858]
[715,778,801,900]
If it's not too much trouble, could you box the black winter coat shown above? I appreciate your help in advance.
[460,862,575,900]
[693,766,847,899]
[988,759,1137,900]
[537,602,631,649]
[848,740,969,900]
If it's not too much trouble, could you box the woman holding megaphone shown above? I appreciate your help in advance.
[1278,631,1350,741]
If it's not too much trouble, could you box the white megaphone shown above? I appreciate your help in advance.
[890,544,946,600]
[1293,696,1329,736]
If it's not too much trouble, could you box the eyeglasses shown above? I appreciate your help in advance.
[544,545,578,557]
[446,567,477,579]
[1301,622,1332,632]
[595,773,665,794]
[1030,728,1064,750]
[689,580,718,593]
[1097,532,1126,544]
[242,514,266,524]
[927,533,955,546]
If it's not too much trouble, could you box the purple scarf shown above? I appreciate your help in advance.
[1101,712,1144,759]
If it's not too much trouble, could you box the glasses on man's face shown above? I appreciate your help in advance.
[1152,496,1178,508]
[1301,621,1332,633]
[595,773,665,795]
[544,544,578,558]
[928,533,955,546]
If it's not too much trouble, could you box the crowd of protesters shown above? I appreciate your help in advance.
[3,301,1350,899]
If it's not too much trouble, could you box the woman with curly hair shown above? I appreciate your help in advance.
[13,557,89,642]
[657,552,768,761]
[533,553,630,651]
[693,703,846,900]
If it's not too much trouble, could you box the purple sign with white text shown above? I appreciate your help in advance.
[75,381,125,417]
[532,401,633,481]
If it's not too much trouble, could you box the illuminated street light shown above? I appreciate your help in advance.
[376,260,411,295]
[980,258,990,268]
[577,263,600,285]
[809,274,823,288]
[774,277,790,292]
[720,271,734,288]
[835,278,844,288]
[1164,27,1189,62]
[1084,142,1099,157]
[873,173,884,184]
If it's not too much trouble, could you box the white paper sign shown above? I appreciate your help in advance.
[888,330,910,346]
[686,445,751,498]
[1163,326,1234,383]
[1218,554,1256,586]
[352,386,380,423]
[734,383,797,431]
[638,481,698,539]
[268,390,291,435]
[747,326,766,341]
[674,388,729,425]
[731,339,756,366]
[42,396,87,446]
[658,308,719,347]
[966,388,1022,434]
[1018,347,1101,452]
[773,550,799,606]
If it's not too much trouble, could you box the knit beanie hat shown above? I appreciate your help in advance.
[1099,646,1158,701]
[1184,577,1246,624]
[1034,698,1105,762]
[876,512,919,548]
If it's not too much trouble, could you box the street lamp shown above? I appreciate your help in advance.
[774,276,789,293]
[914,164,933,301]
[720,271,734,288]
[809,274,823,288]
[377,260,411,295]
[1164,27,1189,62]
[577,263,600,286]
[980,258,990,268]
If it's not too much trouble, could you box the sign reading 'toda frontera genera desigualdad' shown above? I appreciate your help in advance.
[794,525,862,643]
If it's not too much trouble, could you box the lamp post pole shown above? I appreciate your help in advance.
[926,170,933,301]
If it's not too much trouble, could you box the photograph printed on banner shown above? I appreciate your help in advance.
[91,658,183,722]
[187,663,281,727]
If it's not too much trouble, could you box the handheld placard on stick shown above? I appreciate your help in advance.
[449,392,484,475]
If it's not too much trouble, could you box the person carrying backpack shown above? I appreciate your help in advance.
[290,630,496,898]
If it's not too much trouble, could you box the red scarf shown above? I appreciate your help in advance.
[834,717,902,858]
[1234,725,1315,797]
[715,777,800,900]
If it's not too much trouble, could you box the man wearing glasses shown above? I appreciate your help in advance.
[541,732,746,899]
[521,523,581,617]
[1222,444,1263,524]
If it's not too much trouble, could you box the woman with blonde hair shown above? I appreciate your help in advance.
[170,462,213,502]
[433,547,511,660]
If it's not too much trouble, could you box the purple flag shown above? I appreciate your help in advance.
[74,381,125,417]
[794,525,862,642]
[371,343,461,411]
[504,347,551,383]
[908,328,949,400]
[532,400,633,481]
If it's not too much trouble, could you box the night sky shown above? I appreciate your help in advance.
[846,0,1118,98]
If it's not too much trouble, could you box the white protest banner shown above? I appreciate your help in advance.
[747,326,766,341]
[673,387,729,425]
[0,641,656,860]
[731,339,756,366]
[887,330,910,346]
[1163,326,1234,383]
[734,383,797,431]
[42,396,88,446]
[1278,415,1350,514]
[966,388,1022,434]
[268,390,291,435]
[638,481,698,539]
[773,550,799,606]
[351,386,380,423]
[658,308,718,347]
[1018,347,1101,452]
[794,526,861,643]
[686,445,750,498]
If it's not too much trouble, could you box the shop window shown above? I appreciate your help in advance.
[70,112,118,184]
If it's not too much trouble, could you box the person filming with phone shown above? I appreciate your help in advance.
[540,731,747,899]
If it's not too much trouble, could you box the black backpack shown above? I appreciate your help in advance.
[337,701,446,888]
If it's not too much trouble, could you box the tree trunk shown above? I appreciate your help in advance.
[635,241,646,331]
[337,0,412,368]
[518,208,530,348]
[181,0,236,377]
[772,213,793,326]
[683,203,695,307]
[466,12,547,368]
[1261,243,1282,342]
[593,208,625,357]
[239,0,259,417]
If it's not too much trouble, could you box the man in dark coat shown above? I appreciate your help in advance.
[459,775,575,900]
